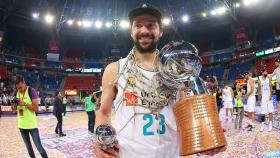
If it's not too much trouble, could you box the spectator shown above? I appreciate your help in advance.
[0,81,4,90]
[0,95,2,105]
[85,94,96,134]
[53,91,66,137]
[3,94,7,105]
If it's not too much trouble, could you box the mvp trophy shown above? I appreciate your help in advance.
[158,41,226,156]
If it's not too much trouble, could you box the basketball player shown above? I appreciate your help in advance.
[244,72,256,131]
[269,58,280,113]
[258,70,273,132]
[222,83,234,121]
[93,4,225,158]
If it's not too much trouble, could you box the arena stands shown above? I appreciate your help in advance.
[64,75,101,90]
[256,56,279,74]
[229,60,253,81]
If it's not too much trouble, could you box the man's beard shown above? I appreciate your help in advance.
[134,34,158,54]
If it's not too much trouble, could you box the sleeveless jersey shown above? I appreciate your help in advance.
[260,77,271,97]
[247,78,255,96]
[223,87,232,102]
[113,57,180,158]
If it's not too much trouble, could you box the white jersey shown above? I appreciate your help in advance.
[247,78,255,96]
[113,57,180,158]
[272,67,280,90]
[222,87,232,102]
[260,77,271,97]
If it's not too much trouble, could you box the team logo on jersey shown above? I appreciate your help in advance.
[127,76,136,87]
[124,91,138,106]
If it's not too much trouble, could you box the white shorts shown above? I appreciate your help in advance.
[261,97,274,114]
[246,96,256,112]
[223,101,233,109]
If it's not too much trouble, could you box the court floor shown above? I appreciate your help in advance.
[0,111,279,158]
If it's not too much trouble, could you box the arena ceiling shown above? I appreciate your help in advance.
[0,0,279,58]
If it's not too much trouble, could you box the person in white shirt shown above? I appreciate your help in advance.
[0,95,2,105]
[222,83,234,121]
[93,4,225,158]
[258,70,273,132]
[0,81,4,90]
[3,94,7,105]
[269,58,280,112]
[244,72,256,131]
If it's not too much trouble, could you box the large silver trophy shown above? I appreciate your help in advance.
[158,41,226,156]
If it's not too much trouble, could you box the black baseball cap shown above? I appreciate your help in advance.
[128,4,162,26]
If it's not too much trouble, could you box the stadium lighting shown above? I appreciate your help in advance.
[82,20,92,28]
[202,12,207,17]
[235,3,241,8]
[32,12,39,19]
[119,20,130,29]
[210,10,217,16]
[95,21,103,29]
[77,20,82,27]
[67,19,74,25]
[243,0,252,6]
[105,21,112,28]
[162,17,171,26]
[44,14,54,24]
[243,0,261,6]
[216,7,227,14]
[181,15,189,23]
[210,6,227,16]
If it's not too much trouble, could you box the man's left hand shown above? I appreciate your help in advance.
[19,100,26,106]
[269,95,272,101]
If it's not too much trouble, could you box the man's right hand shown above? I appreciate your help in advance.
[93,141,120,158]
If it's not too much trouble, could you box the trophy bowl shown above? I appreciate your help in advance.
[159,41,226,156]
[158,41,202,90]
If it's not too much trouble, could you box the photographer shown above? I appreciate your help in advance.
[13,76,48,158]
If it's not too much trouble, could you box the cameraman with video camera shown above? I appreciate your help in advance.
[13,76,48,158]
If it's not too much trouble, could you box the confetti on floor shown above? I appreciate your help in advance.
[0,110,279,158]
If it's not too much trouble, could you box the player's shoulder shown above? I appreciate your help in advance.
[104,57,128,74]
[104,62,118,73]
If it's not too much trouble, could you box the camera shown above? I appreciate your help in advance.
[11,98,20,105]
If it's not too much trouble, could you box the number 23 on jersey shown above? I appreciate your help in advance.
[143,114,166,136]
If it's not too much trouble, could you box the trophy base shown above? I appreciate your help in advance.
[173,94,226,156]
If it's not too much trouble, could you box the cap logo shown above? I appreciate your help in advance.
[142,4,148,8]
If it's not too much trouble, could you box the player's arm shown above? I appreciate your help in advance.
[258,80,262,101]
[94,62,119,158]
[230,88,234,98]
[247,79,254,96]
[95,62,118,127]
[269,70,275,79]
[269,78,273,100]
